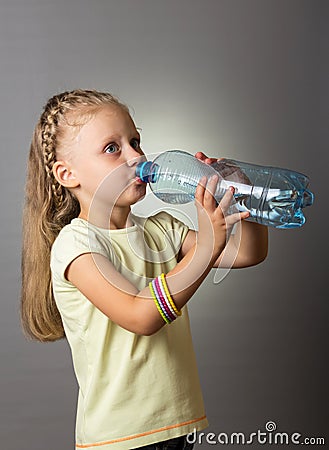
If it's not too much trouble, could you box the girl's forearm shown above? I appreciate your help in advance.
[230,221,268,267]
[69,246,218,336]
[134,243,218,334]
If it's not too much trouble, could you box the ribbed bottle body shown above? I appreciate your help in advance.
[136,150,314,228]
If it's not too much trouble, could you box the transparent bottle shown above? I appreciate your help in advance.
[136,150,314,229]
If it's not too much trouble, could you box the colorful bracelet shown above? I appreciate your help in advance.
[151,279,172,323]
[160,273,182,316]
[149,273,181,324]
[149,281,170,324]
[155,276,177,320]
[154,277,176,322]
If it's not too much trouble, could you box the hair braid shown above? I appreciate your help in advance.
[41,105,65,208]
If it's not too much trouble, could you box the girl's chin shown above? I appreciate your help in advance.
[118,183,147,204]
[132,185,147,202]
[132,179,147,193]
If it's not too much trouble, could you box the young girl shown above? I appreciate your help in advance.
[21,89,268,449]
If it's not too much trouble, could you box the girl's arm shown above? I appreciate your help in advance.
[179,221,268,269]
[66,178,248,336]
[219,220,268,268]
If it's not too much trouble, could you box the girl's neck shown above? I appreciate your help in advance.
[78,205,133,230]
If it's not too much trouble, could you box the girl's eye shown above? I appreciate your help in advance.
[104,143,119,154]
[130,138,140,150]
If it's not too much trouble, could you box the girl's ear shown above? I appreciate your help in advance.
[52,161,80,188]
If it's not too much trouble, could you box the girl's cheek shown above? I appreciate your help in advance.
[93,169,130,201]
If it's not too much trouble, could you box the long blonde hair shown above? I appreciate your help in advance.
[21,89,129,342]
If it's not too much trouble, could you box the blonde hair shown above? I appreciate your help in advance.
[21,89,129,342]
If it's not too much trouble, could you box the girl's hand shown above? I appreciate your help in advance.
[195,151,219,165]
[195,175,249,261]
[195,151,251,185]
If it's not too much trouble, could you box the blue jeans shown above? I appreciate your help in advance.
[131,435,194,449]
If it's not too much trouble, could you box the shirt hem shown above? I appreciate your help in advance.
[75,415,208,449]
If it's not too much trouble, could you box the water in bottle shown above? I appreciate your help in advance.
[136,150,314,229]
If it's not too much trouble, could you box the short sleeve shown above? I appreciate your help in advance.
[50,219,111,283]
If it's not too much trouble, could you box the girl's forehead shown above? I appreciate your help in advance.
[85,105,133,131]
[74,105,134,140]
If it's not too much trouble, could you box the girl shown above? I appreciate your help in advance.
[21,89,268,449]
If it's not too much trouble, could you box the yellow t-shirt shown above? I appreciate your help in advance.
[50,212,208,449]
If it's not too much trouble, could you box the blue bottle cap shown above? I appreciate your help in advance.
[136,161,158,183]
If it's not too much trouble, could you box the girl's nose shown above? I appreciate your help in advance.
[126,146,146,167]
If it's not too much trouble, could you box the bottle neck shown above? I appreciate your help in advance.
[136,161,157,183]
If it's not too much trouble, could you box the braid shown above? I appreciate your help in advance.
[41,104,65,208]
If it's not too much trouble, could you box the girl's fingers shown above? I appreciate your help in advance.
[195,152,217,165]
[195,152,207,161]
[195,176,207,207]
[225,211,250,226]
[196,181,250,226]
[218,186,235,214]
[203,175,219,209]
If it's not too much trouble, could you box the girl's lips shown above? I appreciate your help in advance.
[135,176,147,184]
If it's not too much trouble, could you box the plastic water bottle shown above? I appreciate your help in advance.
[136,150,314,229]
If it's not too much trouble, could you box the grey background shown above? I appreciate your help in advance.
[0,1,328,449]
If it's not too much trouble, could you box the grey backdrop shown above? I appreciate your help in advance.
[0,1,328,449]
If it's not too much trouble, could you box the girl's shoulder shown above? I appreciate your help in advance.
[51,218,112,260]
[53,217,104,243]
[50,218,114,282]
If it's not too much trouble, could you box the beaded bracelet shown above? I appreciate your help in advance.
[160,273,182,317]
[149,273,181,324]
[155,276,177,320]
[149,280,170,324]
[152,279,173,323]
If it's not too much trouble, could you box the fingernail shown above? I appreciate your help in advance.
[229,186,235,193]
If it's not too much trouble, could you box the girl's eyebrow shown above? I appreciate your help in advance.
[99,131,141,146]
[100,133,120,144]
